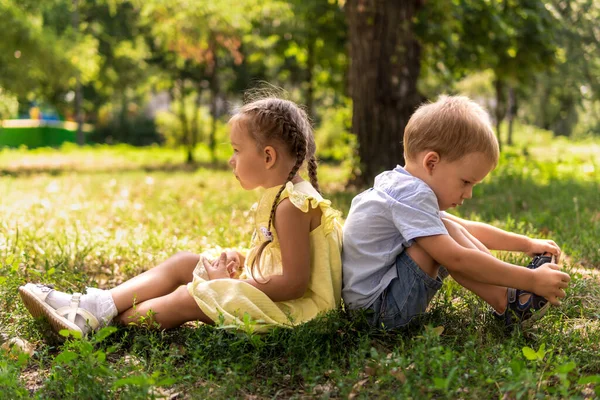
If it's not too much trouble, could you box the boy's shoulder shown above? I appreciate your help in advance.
[372,166,434,201]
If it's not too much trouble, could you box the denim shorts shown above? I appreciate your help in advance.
[366,251,448,330]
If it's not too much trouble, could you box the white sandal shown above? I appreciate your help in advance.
[19,284,100,335]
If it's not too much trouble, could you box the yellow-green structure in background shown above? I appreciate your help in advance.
[0,120,94,148]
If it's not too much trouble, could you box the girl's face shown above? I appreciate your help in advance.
[228,117,266,190]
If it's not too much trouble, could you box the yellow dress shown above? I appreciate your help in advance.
[187,181,343,332]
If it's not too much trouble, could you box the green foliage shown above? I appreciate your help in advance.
[519,0,600,137]
[314,101,357,164]
[0,88,19,120]
[0,349,29,399]
[37,327,175,399]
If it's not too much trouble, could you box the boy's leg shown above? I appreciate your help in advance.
[110,251,200,314]
[440,218,508,313]
[406,219,508,313]
[116,285,211,328]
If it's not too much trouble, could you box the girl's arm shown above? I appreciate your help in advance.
[443,213,561,257]
[242,198,313,302]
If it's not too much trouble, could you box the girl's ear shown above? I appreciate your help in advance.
[264,146,277,169]
[423,151,440,175]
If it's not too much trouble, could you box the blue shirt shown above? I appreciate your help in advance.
[342,166,448,309]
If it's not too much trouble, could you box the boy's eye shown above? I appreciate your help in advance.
[462,180,471,186]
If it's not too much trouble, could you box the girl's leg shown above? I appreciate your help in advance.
[116,285,212,329]
[110,251,200,314]
[20,251,204,333]
[405,219,508,313]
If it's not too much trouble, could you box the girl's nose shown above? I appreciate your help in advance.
[228,156,235,167]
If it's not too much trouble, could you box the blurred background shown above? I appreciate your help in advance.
[1,0,599,184]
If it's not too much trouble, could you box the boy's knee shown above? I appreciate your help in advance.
[442,218,467,236]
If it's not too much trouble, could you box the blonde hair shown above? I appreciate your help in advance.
[403,95,499,166]
[232,97,318,282]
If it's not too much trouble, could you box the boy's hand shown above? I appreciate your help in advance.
[525,238,561,262]
[531,263,570,305]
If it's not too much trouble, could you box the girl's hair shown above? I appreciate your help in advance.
[234,97,319,282]
[403,95,499,167]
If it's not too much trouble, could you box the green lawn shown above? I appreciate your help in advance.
[1,130,599,399]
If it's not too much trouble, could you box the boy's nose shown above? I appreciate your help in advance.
[463,188,473,199]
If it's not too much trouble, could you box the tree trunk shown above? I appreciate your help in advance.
[346,0,423,187]
[209,35,219,163]
[177,79,194,164]
[494,77,506,152]
[305,36,315,119]
[72,0,85,146]
[507,86,517,146]
[191,85,202,154]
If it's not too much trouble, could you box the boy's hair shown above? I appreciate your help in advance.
[232,97,318,282]
[403,95,499,166]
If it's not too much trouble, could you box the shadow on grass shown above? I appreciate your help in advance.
[0,160,231,177]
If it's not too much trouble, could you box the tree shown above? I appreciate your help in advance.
[0,0,76,108]
[346,0,423,186]
[139,0,247,163]
[523,0,600,137]
[417,0,558,149]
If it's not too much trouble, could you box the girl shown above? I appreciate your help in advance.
[19,98,343,334]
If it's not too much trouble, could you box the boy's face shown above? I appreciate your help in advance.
[426,152,494,211]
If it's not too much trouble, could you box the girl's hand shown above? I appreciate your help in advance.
[204,253,237,280]
[525,238,561,262]
[224,251,244,278]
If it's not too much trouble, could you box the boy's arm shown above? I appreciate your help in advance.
[415,233,569,304]
[443,213,560,257]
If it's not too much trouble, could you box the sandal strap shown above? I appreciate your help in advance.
[68,293,82,323]
[55,295,100,330]
[507,287,517,304]
[30,284,54,302]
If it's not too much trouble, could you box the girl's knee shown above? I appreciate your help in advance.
[173,251,200,266]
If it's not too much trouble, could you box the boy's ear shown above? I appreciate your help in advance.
[264,146,277,169]
[423,151,440,174]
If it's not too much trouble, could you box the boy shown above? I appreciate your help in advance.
[342,95,570,330]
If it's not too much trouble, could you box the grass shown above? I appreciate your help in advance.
[1,127,599,399]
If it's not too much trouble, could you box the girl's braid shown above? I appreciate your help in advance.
[249,100,309,282]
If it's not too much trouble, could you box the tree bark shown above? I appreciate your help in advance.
[494,77,506,152]
[208,34,220,163]
[72,0,85,146]
[177,79,194,164]
[305,36,315,119]
[346,0,423,186]
[507,86,517,146]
